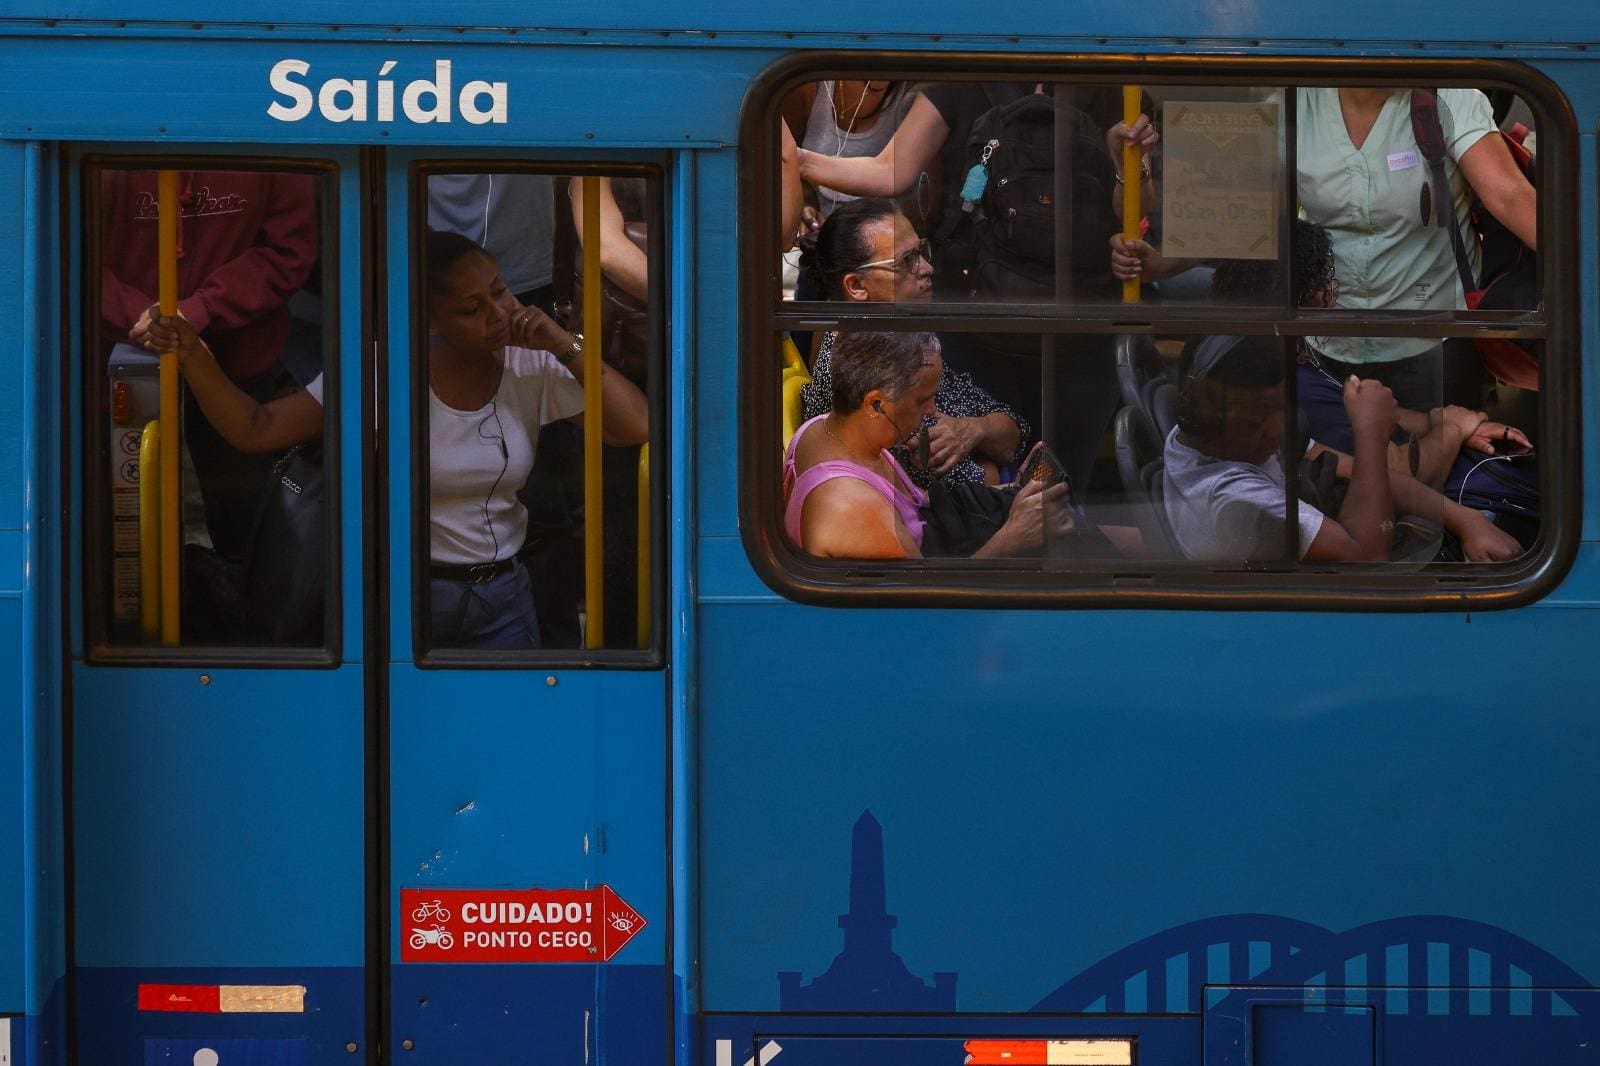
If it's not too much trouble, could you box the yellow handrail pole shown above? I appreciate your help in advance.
[138,420,161,642]
[1122,85,1143,305]
[157,170,181,646]
[581,178,605,648]
[636,443,649,649]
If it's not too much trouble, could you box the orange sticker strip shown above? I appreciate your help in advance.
[138,983,306,1013]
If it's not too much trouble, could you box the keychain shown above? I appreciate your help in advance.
[960,139,999,212]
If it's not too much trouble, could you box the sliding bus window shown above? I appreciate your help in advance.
[761,71,1556,602]
[416,168,662,658]
[86,160,335,653]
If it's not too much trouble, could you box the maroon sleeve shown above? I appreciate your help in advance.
[178,173,319,334]
[101,266,155,333]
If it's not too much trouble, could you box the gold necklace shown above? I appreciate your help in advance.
[821,415,884,467]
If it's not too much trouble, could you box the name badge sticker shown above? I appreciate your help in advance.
[1387,149,1419,172]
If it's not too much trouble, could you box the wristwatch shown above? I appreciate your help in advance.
[555,332,584,366]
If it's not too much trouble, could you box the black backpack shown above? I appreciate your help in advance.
[940,93,1120,307]
[243,443,327,645]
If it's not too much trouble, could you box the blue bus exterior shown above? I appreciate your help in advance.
[1,5,1597,1065]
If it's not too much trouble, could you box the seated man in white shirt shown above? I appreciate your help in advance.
[1163,334,1521,564]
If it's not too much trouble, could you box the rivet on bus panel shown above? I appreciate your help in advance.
[402,1039,415,1051]
[346,1044,358,1054]
[546,675,557,686]
[199,674,211,686]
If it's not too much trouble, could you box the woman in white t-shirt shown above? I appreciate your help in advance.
[144,230,648,650]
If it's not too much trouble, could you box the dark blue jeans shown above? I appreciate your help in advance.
[429,560,541,651]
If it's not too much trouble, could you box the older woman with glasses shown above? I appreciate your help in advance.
[795,197,1028,486]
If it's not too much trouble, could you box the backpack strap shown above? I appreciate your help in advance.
[1409,88,1479,293]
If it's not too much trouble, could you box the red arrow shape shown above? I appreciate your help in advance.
[598,884,646,961]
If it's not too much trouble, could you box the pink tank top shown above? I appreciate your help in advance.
[784,415,927,551]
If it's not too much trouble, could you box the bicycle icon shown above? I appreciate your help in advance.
[409,924,455,951]
[411,899,451,923]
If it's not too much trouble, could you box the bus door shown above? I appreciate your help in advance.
[68,147,371,1062]
[380,153,669,1063]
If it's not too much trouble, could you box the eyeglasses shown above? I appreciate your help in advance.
[852,238,933,275]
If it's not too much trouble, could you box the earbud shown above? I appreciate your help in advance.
[872,400,883,411]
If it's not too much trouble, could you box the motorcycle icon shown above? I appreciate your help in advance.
[409,924,455,950]
[411,899,452,923]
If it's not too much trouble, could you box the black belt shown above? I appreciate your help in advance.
[429,557,519,583]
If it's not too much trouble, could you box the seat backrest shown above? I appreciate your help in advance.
[781,372,811,452]
[1113,405,1143,498]
[781,334,807,376]
[1149,381,1178,440]
[1114,404,1174,556]
[1114,335,1143,412]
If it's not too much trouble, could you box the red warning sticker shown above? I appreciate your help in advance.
[400,885,646,963]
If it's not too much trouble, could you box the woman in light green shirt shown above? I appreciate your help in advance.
[1295,86,1537,407]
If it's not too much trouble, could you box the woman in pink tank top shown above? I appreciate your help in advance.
[784,331,1063,559]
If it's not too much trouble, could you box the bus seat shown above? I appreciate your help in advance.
[782,371,811,452]
[782,334,807,375]
[1148,380,1178,440]
[1113,404,1175,556]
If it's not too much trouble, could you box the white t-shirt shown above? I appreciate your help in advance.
[1163,427,1325,562]
[429,346,584,566]
[1297,87,1496,364]
[297,355,584,565]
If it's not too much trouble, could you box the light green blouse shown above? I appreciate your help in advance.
[1296,87,1495,364]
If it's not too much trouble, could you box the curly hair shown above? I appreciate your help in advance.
[1209,219,1335,308]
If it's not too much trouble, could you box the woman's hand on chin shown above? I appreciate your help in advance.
[505,301,572,353]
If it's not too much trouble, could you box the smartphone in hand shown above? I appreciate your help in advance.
[1019,442,1069,494]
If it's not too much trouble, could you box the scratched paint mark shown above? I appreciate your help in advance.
[583,833,590,855]
[418,848,444,875]
[455,800,477,815]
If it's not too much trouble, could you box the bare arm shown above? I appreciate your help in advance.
[779,121,803,252]
[971,411,1022,464]
[796,93,949,198]
[570,177,649,303]
[1303,378,1396,561]
[1390,405,1476,490]
[504,300,649,447]
[1459,131,1538,251]
[1312,396,1521,562]
[801,478,919,558]
[144,312,322,454]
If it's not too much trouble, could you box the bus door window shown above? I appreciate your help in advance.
[88,162,334,650]
[418,168,659,656]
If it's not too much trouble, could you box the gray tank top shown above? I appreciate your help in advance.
[801,83,918,218]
